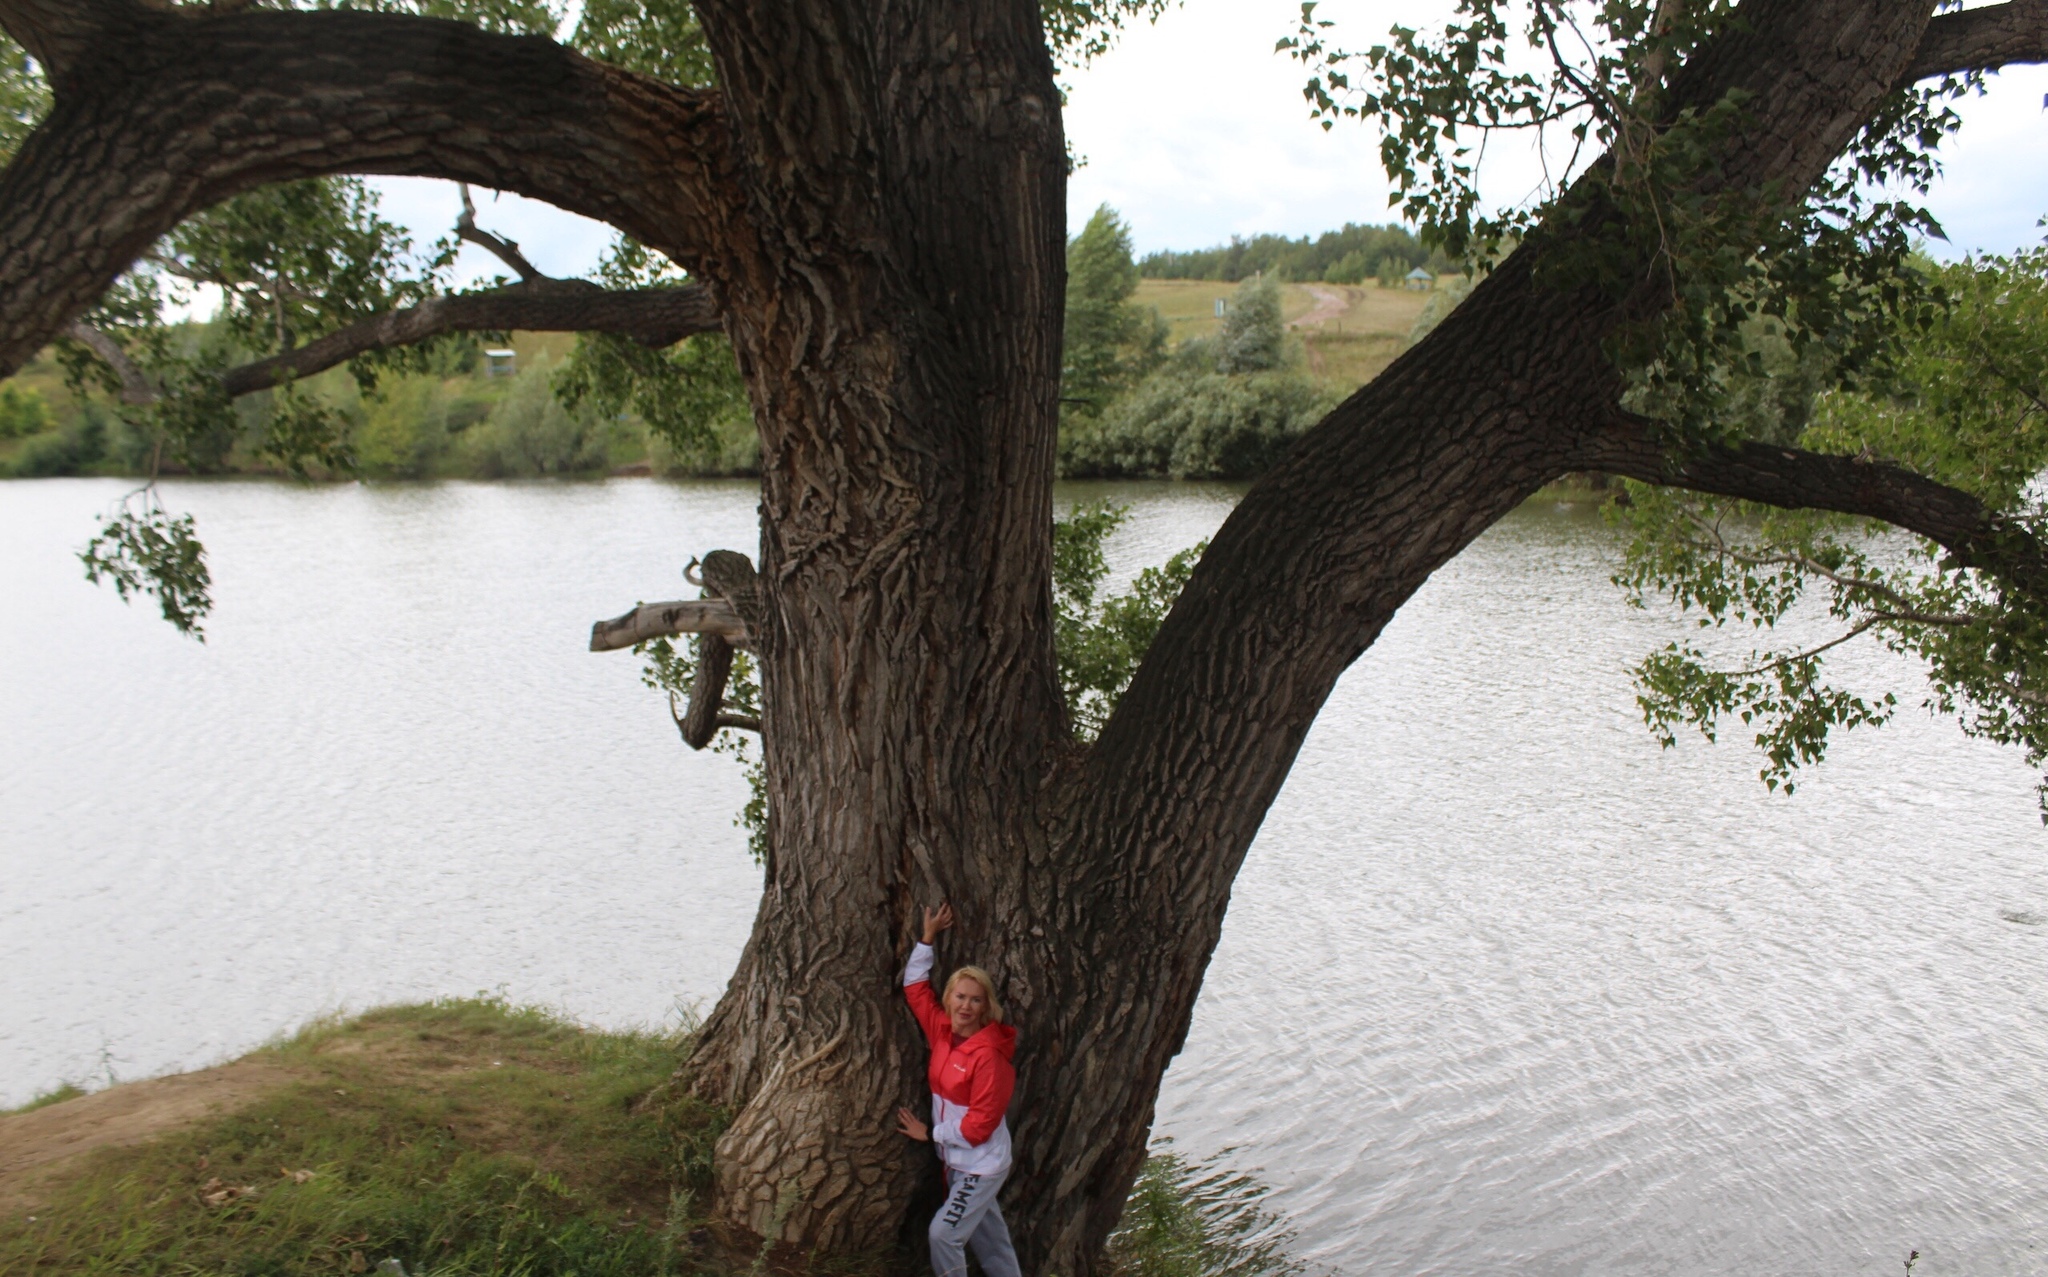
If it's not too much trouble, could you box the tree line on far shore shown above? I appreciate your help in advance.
[1137,221,1451,286]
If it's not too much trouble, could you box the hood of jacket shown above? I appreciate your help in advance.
[958,1019,1017,1062]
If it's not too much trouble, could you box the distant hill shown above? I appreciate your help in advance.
[1138,223,1450,285]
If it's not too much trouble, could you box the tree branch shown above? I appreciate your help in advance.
[589,599,750,652]
[0,0,123,85]
[456,183,548,285]
[220,282,719,397]
[1898,0,2048,85]
[0,1,737,378]
[1574,421,2048,602]
[63,320,157,404]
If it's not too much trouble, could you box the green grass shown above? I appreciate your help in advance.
[4,1085,87,1117]
[0,999,731,1277]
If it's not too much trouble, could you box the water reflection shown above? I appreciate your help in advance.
[3,478,2045,1275]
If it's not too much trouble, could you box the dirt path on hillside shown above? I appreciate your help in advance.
[1288,285,1349,329]
[0,1059,296,1212]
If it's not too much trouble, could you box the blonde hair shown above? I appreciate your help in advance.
[943,966,1005,1024]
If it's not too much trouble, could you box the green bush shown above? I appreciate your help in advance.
[1061,366,1337,480]
[465,363,610,477]
[1215,277,1285,375]
[352,374,450,478]
[0,382,51,438]
[1104,1144,1305,1277]
[8,408,107,476]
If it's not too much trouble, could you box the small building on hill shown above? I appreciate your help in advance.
[484,348,518,378]
[1403,268,1434,291]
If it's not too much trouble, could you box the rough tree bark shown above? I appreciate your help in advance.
[3,1,2046,1272]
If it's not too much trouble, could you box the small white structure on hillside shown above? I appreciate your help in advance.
[484,348,517,378]
[1404,268,1434,291]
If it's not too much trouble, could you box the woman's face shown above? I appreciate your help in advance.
[946,977,989,1036]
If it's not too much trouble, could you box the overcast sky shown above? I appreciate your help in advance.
[374,0,2048,291]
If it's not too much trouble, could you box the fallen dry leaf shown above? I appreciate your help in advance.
[200,1182,257,1207]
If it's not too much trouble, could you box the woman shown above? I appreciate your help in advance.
[896,902,1022,1277]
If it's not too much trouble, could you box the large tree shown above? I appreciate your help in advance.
[4,0,2048,1271]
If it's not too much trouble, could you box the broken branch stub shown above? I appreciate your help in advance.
[588,598,748,651]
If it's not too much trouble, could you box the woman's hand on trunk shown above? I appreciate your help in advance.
[896,1106,930,1142]
[921,902,954,945]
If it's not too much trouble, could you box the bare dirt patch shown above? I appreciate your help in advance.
[0,1058,298,1212]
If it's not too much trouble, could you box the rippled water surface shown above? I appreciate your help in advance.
[5,478,2046,1275]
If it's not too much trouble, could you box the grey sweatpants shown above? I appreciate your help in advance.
[930,1167,1021,1277]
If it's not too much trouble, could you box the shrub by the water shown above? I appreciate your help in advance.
[1061,367,1336,480]
[464,363,612,477]
[0,383,50,438]
[352,375,451,479]
[1104,1143,1306,1277]
[7,408,107,477]
[1059,274,1336,481]
[1214,277,1285,376]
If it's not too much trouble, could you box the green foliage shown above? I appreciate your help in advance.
[0,382,51,438]
[572,0,716,86]
[1139,223,1431,283]
[55,177,452,482]
[79,487,213,639]
[555,237,757,474]
[1041,0,1175,66]
[1061,270,1332,480]
[354,375,452,478]
[1053,502,1204,738]
[6,409,109,477]
[6,1082,86,1116]
[1215,276,1285,375]
[1612,247,2048,809]
[1064,205,1168,419]
[637,633,769,863]
[1063,366,1336,480]
[165,178,445,385]
[556,331,753,473]
[1103,1143,1305,1277]
[467,362,611,476]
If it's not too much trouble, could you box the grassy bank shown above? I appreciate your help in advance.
[1,1001,1303,1277]
[1,999,738,1276]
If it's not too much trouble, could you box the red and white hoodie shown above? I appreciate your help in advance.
[903,942,1017,1178]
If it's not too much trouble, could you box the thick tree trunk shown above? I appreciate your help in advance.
[677,0,1073,1252]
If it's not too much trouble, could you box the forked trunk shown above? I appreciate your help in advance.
[672,0,1948,1267]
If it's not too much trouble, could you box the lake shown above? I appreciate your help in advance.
[4,477,2045,1275]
